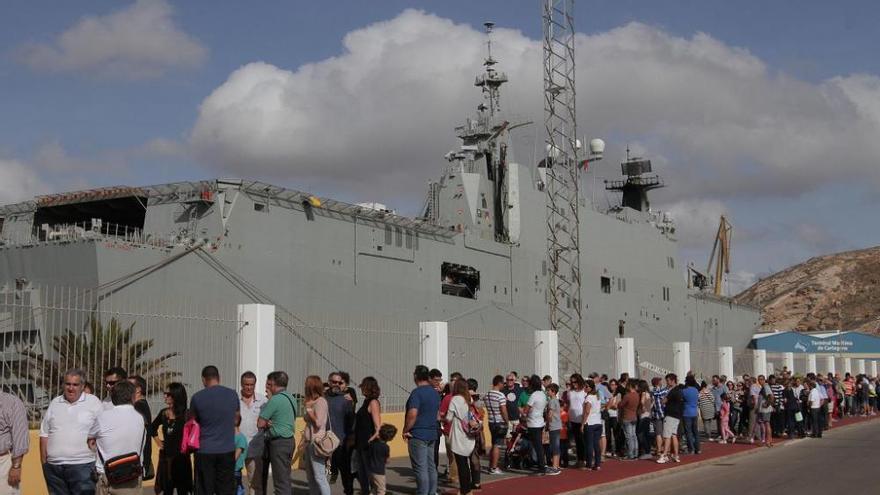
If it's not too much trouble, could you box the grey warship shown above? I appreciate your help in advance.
[0,25,759,409]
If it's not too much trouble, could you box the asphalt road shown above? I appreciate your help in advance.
[598,419,880,495]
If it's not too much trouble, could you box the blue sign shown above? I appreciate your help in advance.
[752,331,880,354]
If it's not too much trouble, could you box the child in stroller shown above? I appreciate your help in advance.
[504,423,535,470]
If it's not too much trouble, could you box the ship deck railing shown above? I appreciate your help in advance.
[0,221,177,249]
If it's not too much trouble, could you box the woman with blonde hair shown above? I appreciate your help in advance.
[303,375,331,494]
[447,378,479,494]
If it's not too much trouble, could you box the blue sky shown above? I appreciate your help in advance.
[1,0,879,291]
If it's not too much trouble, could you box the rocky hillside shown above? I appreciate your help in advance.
[734,246,880,334]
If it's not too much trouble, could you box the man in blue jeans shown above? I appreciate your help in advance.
[403,365,441,495]
[40,368,102,495]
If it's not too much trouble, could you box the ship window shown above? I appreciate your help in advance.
[384,226,392,245]
[254,203,265,212]
[601,276,611,294]
[542,261,547,276]
[395,227,403,247]
[481,197,488,209]
[622,278,627,292]
[0,217,4,237]
[442,262,480,299]
[405,230,413,249]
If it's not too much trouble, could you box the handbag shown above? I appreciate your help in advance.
[180,418,200,454]
[794,411,803,422]
[98,430,145,486]
[310,399,340,458]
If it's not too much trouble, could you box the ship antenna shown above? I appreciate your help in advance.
[484,22,495,62]
[626,143,631,162]
[476,21,507,116]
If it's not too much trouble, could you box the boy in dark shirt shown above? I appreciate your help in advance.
[367,424,397,495]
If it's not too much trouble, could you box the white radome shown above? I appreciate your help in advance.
[589,138,605,155]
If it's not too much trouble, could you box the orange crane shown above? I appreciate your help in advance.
[706,215,732,296]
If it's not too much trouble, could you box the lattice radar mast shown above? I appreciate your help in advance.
[542,0,583,374]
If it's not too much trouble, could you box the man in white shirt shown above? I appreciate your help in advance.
[40,368,102,495]
[91,381,146,494]
[238,371,266,494]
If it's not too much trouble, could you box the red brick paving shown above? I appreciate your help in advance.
[472,415,878,495]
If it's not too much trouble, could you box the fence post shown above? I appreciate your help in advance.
[824,355,836,375]
[419,322,448,379]
[535,330,559,384]
[843,357,852,374]
[782,352,794,374]
[673,342,690,379]
[237,304,276,393]
[615,338,635,378]
[718,346,734,378]
[806,354,817,374]
[870,361,878,377]
[856,359,866,375]
[752,349,767,376]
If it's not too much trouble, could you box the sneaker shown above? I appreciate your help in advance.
[546,468,562,476]
[488,468,503,475]
[719,440,727,444]
[656,455,669,464]
[639,454,654,460]
[672,455,681,463]
[328,469,338,484]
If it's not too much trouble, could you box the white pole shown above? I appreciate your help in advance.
[535,330,560,384]
[782,352,794,374]
[673,342,691,379]
[718,346,734,378]
[752,349,767,377]
[615,338,636,378]
[856,359,866,375]
[806,354,817,374]
[869,361,878,378]
[237,304,276,393]
[843,357,852,374]
[419,322,449,379]
[824,355,836,375]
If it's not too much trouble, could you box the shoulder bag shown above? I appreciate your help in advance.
[180,418,200,454]
[310,399,340,457]
[99,430,146,486]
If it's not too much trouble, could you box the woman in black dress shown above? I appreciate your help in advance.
[150,382,192,494]
[353,376,382,494]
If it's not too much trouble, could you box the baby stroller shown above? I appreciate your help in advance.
[503,424,535,471]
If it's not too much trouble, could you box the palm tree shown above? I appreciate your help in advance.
[20,316,180,402]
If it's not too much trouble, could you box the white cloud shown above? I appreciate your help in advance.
[665,199,729,249]
[0,159,48,204]
[14,0,206,79]
[190,11,880,209]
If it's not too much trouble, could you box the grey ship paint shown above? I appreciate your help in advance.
[0,35,760,399]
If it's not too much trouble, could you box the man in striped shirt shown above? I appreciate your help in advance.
[769,375,785,437]
[0,391,29,495]
[485,376,509,474]
[650,377,668,455]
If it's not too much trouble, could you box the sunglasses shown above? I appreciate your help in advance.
[105,380,119,387]
[330,380,344,385]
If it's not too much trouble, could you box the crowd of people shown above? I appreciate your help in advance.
[398,366,880,494]
[0,363,877,495]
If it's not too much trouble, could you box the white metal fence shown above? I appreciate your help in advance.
[0,285,239,423]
